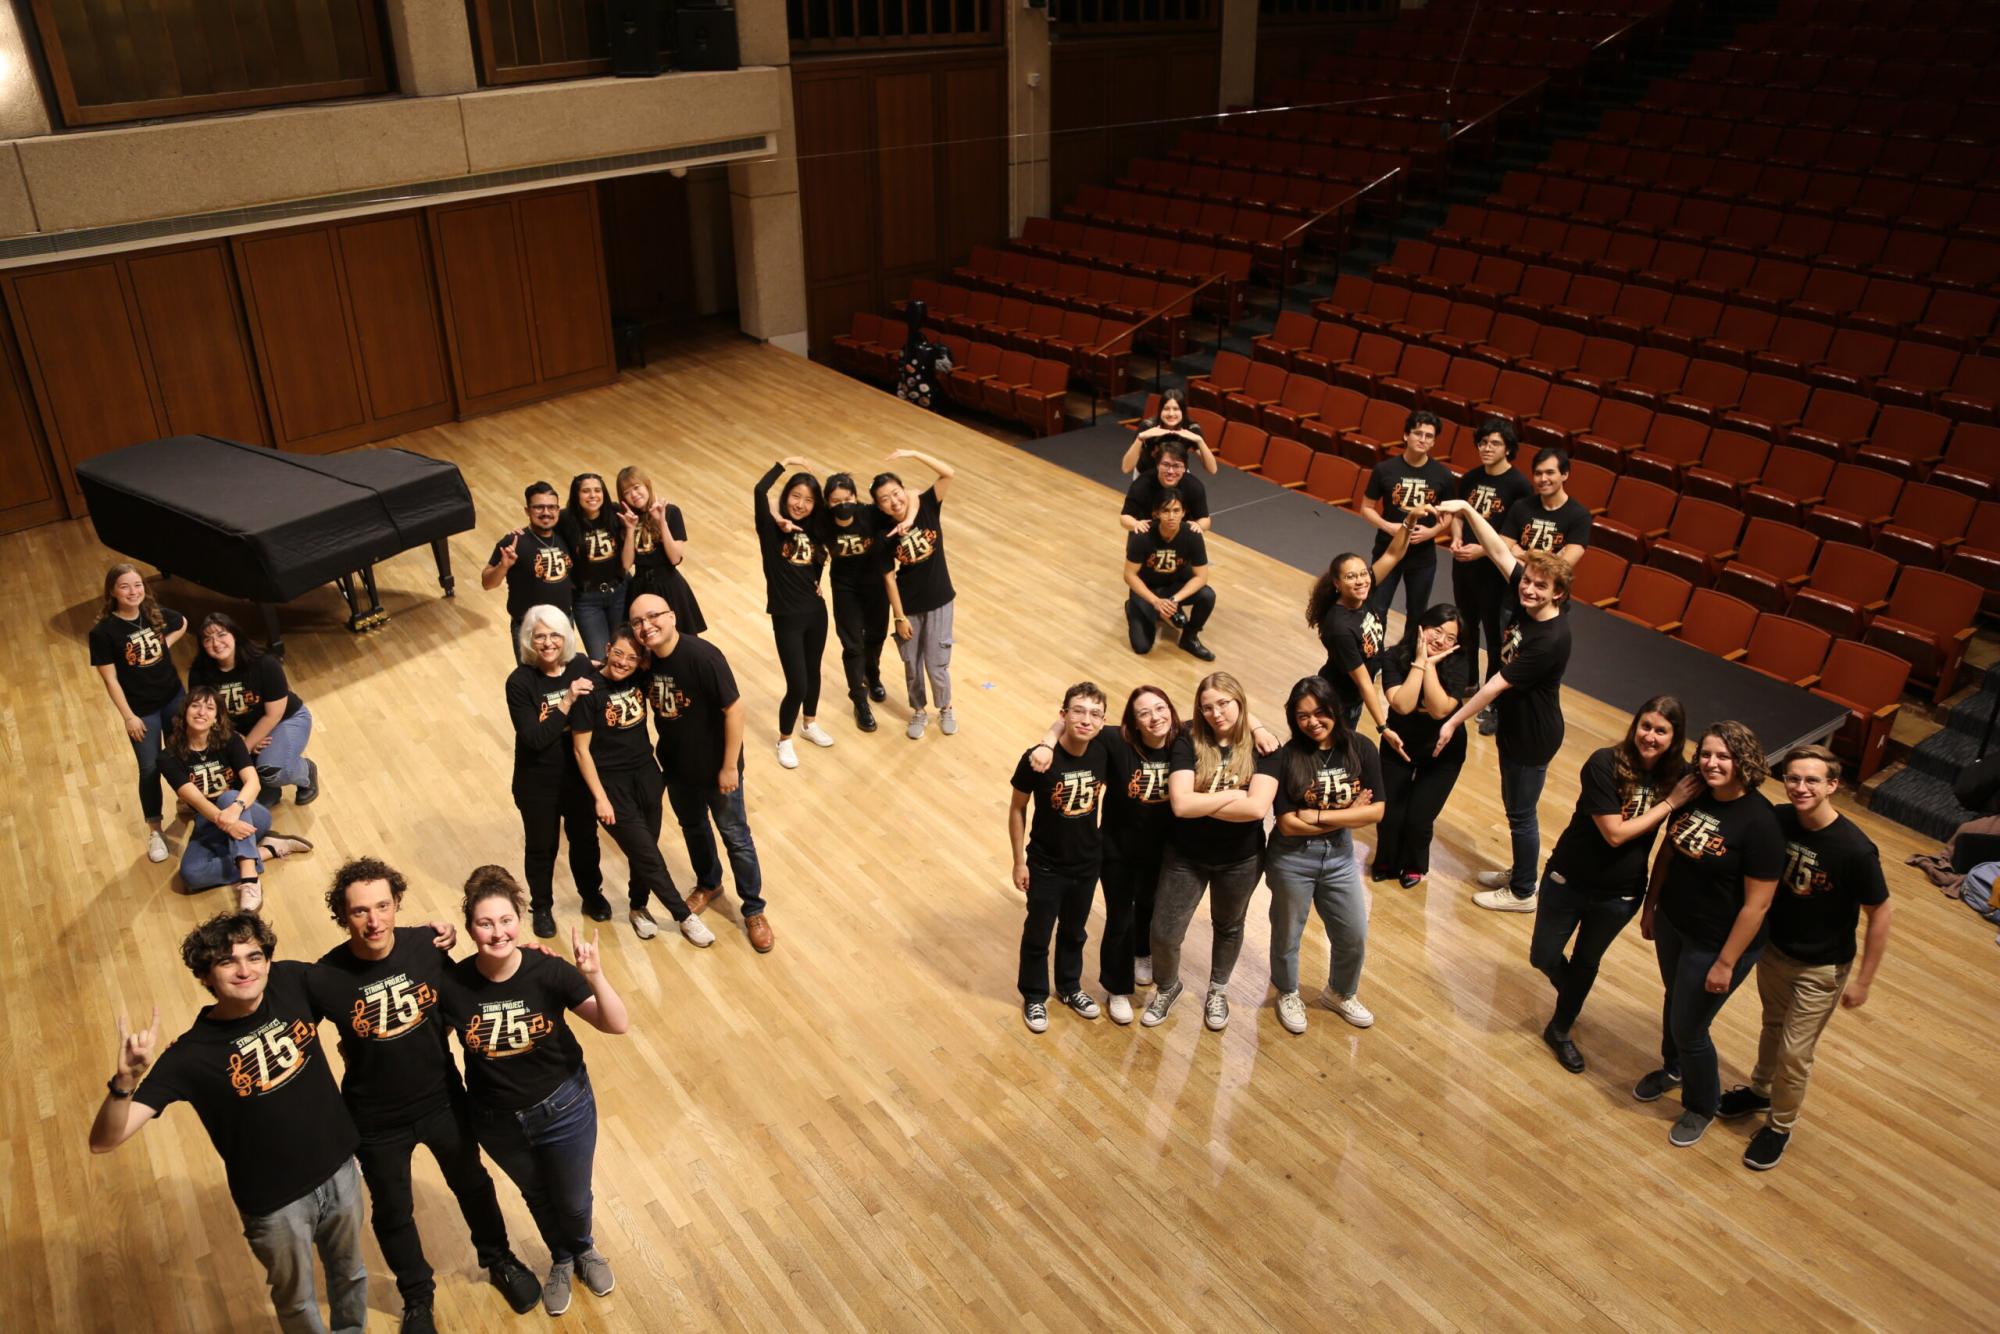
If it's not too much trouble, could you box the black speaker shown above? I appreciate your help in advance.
[673,3,739,72]
[608,0,664,78]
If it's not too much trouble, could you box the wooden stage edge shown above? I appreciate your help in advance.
[7,333,1996,1333]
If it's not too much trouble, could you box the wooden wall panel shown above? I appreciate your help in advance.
[795,73,875,290]
[124,245,268,446]
[874,72,940,274]
[430,199,540,405]
[0,317,65,532]
[1051,36,1221,207]
[235,230,369,445]
[599,173,697,326]
[939,62,1009,267]
[518,188,613,383]
[334,216,453,423]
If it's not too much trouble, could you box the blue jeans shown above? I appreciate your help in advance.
[255,706,314,793]
[182,790,271,890]
[471,1068,598,1266]
[666,777,765,915]
[1529,867,1642,1032]
[130,690,185,823]
[1498,758,1549,897]
[1265,834,1369,996]
[1653,913,1762,1117]
[572,583,628,663]
[239,1157,367,1334]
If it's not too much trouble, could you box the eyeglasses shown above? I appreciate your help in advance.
[527,504,559,513]
[630,611,669,627]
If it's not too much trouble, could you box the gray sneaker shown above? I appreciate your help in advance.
[907,709,929,740]
[542,1261,573,1316]
[576,1248,614,1297]
[1669,1110,1714,1148]
[938,707,957,735]
[1203,986,1230,1031]
[1141,980,1183,1027]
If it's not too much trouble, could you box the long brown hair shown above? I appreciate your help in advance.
[168,686,237,761]
[1615,695,1687,807]
[101,563,165,633]
[1190,671,1253,792]
[614,465,665,549]
[1120,685,1182,752]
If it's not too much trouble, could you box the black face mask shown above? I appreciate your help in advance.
[831,502,862,521]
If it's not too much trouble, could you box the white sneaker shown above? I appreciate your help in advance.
[146,830,169,863]
[629,909,659,940]
[1472,887,1537,913]
[938,708,958,735]
[1134,955,1154,988]
[1319,989,1375,1028]
[907,710,929,740]
[1107,994,1134,1025]
[1276,990,1308,1034]
[775,738,800,769]
[799,720,835,748]
[1203,986,1230,1031]
[679,914,715,947]
[1474,869,1513,889]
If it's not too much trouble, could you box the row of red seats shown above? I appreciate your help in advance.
[1764,0,1991,32]
[1102,163,1360,225]
[1720,21,2000,61]
[1162,134,1407,217]
[903,284,1135,396]
[1281,58,1546,102]
[1014,217,1250,320]
[1632,77,2000,143]
[1591,109,1993,186]
[1059,186,1326,283]
[828,316,1072,437]
[934,256,1191,354]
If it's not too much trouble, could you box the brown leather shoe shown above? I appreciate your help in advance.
[745,913,775,953]
[684,886,720,915]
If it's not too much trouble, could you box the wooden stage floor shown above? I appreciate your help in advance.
[8,332,1996,1331]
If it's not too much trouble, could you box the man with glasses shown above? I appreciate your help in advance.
[482,482,575,663]
[1716,745,1893,1171]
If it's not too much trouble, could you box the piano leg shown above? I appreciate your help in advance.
[334,573,363,633]
[259,604,284,659]
[360,565,387,630]
[431,537,456,597]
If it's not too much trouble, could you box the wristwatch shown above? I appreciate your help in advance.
[106,1076,135,1099]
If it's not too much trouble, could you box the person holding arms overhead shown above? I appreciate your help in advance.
[755,457,836,767]
[1304,512,1421,748]
[1449,419,1532,705]
[823,471,891,733]
[874,449,959,741]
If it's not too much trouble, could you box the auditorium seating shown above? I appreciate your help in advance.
[1743,615,1833,688]
[1812,641,1913,781]
[1790,543,1899,640]
[1675,589,1758,662]
[1606,566,1693,633]
[1864,567,1981,703]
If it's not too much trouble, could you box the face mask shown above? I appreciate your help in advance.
[832,502,862,521]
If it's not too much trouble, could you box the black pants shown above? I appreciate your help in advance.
[1373,740,1465,875]
[772,599,829,734]
[516,779,604,914]
[1452,559,1507,684]
[1528,868,1643,1033]
[1373,545,1436,646]
[354,1096,513,1303]
[1099,850,1162,995]
[832,579,889,696]
[1125,585,1215,653]
[597,763,688,919]
[1018,859,1099,1003]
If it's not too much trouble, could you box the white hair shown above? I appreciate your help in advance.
[517,605,575,666]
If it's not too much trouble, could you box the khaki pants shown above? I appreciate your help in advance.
[1750,945,1853,1134]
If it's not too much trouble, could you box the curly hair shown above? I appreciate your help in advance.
[1305,553,1370,630]
[326,857,410,924]
[168,687,237,762]
[180,911,277,980]
[1698,719,1769,790]
[462,864,527,927]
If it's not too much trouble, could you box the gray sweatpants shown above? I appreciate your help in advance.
[1150,846,1264,990]
[898,599,954,711]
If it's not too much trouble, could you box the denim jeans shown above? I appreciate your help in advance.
[1528,868,1642,1033]
[130,689,184,823]
[182,790,271,890]
[1653,912,1762,1117]
[1265,834,1369,996]
[1018,859,1098,1002]
[355,1096,513,1302]
[255,706,314,794]
[471,1068,599,1266]
[572,583,628,664]
[666,776,765,915]
[239,1157,367,1334]
[1149,847,1263,990]
[1498,759,1550,897]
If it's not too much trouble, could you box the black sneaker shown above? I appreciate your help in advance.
[1398,872,1424,890]
[1632,1068,1683,1102]
[868,681,887,703]
[580,894,614,923]
[1368,866,1397,883]
[1669,1110,1714,1148]
[1743,1126,1790,1171]
[1542,1021,1586,1074]
[1716,1085,1772,1120]
[399,1305,437,1334]
[853,694,878,732]
[532,910,557,939]
[1181,632,1216,662]
[491,1258,540,1314]
[1476,708,1498,737]
[296,759,321,806]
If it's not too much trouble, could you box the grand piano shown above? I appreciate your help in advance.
[75,435,477,653]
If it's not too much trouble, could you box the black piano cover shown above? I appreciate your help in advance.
[75,436,475,604]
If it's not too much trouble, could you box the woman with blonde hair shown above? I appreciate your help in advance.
[89,563,188,863]
[1144,671,1281,1031]
[613,465,706,635]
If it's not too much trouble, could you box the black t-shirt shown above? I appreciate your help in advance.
[1547,747,1667,895]
[1100,731,1176,862]
[442,950,594,1112]
[1659,790,1785,949]
[755,464,828,616]
[1319,594,1389,716]
[134,961,359,1217]
[558,508,624,589]
[491,527,575,620]
[190,655,302,735]
[1767,807,1890,965]
[1272,735,1384,851]
[1011,738,1110,873]
[1130,423,1204,476]
[1500,496,1593,558]
[569,667,654,773]
[1495,564,1571,766]
[1122,472,1210,526]
[1125,524,1208,597]
[630,504,690,574]
[1167,734,1282,865]
[884,487,954,616]
[646,633,741,786]
[827,515,888,594]
[89,609,186,715]
[1367,455,1455,561]
[1379,643,1470,761]
[308,928,457,1128]
[160,735,255,801]
[1457,464,1533,529]
[507,655,592,792]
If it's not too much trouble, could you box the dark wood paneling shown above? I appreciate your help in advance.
[430,199,541,405]
[939,62,1009,265]
[1051,36,1221,206]
[334,216,454,424]
[795,73,876,288]
[124,244,269,444]
[874,72,940,273]
[518,188,613,382]
[599,173,697,325]
[4,261,167,512]
[0,317,65,533]
[236,230,368,445]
